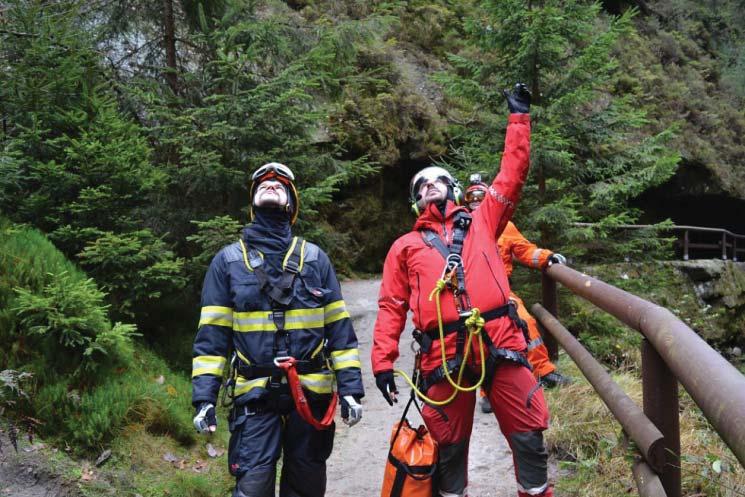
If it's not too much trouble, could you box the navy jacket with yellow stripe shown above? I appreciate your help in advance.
[192,237,364,406]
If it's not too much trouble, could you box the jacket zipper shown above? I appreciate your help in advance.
[482,251,507,302]
[415,272,422,325]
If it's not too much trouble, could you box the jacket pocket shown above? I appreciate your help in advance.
[232,273,264,312]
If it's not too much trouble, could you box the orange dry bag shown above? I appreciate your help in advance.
[381,395,438,497]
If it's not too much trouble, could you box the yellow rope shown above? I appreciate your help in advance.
[393,277,488,406]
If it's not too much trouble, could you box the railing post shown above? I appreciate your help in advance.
[722,232,728,260]
[541,272,559,361]
[734,237,738,262]
[642,339,681,497]
[683,230,689,261]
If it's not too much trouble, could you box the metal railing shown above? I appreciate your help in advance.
[574,223,745,261]
[535,265,745,497]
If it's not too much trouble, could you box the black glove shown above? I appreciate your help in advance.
[375,370,399,406]
[503,83,531,114]
[193,402,217,434]
[547,253,567,266]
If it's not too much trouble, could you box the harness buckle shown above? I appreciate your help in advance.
[284,258,300,274]
[273,356,293,367]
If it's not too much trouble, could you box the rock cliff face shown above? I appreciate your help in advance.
[673,260,745,309]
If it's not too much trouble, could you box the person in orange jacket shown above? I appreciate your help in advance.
[465,175,571,413]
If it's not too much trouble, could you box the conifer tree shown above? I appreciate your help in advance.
[440,0,680,258]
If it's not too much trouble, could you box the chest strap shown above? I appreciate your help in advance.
[421,211,472,296]
[242,236,305,307]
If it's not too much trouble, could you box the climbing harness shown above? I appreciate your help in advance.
[394,212,532,406]
[221,236,337,430]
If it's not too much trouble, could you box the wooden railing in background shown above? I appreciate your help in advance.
[574,223,745,261]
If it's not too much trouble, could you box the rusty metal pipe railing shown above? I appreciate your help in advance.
[642,339,681,496]
[633,460,668,497]
[540,272,559,361]
[543,264,745,468]
[531,304,666,471]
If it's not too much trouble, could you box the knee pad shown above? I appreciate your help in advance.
[438,440,468,495]
[509,431,549,495]
[233,467,275,497]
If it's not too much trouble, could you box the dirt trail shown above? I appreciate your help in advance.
[0,439,73,497]
[327,279,518,497]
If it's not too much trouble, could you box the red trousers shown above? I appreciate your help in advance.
[422,362,553,497]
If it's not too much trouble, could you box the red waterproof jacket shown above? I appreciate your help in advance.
[372,114,531,375]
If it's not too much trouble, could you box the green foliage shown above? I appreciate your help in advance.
[186,215,244,269]
[0,1,185,324]
[33,350,195,452]
[77,231,187,319]
[13,274,138,375]
[437,0,681,259]
[0,221,196,454]
[0,369,33,425]
[1,222,137,379]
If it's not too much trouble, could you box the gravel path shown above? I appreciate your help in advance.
[327,279,518,497]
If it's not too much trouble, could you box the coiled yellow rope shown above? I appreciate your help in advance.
[394,277,487,406]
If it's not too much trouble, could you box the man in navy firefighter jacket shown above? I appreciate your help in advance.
[372,85,554,497]
[191,163,364,497]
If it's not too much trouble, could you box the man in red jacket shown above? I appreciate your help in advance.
[372,84,553,497]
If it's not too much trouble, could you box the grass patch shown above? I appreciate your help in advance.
[546,356,745,496]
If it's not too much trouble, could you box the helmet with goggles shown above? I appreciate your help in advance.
[249,162,300,224]
[409,166,464,215]
[465,172,488,207]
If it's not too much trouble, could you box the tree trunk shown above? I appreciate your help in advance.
[163,0,178,94]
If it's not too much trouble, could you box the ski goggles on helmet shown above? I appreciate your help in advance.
[252,162,295,185]
[465,188,486,203]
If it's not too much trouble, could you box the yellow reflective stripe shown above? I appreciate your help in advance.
[330,349,361,370]
[282,237,306,272]
[199,306,233,328]
[239,238,253,272]
[233,308,325,332]
[234,376,269,396]
[192,355,227,377]
[310,340,325,359]
[324,300,350,325]
[299,239,306,271]
[239,239,264,272]
[282,237,298,269]
[299,373,334,394]
[236,349,251,365]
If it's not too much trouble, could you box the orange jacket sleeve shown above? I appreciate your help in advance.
[498,221,553,274]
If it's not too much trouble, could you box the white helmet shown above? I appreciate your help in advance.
[409,166,464,214]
